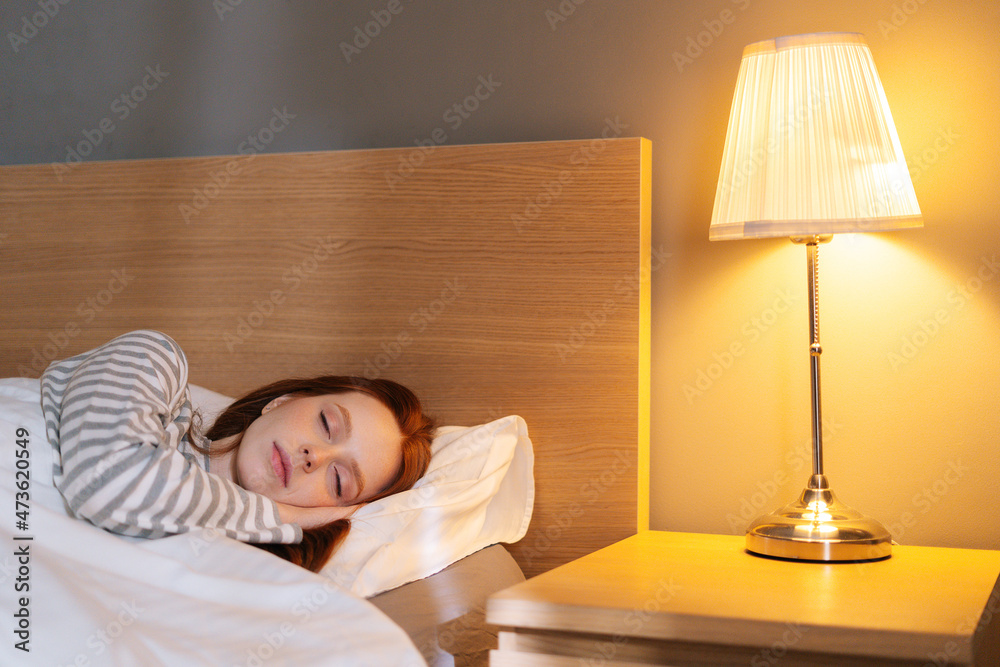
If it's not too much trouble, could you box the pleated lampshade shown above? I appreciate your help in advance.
[710,33,922,241]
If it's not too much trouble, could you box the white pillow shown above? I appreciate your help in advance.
[188,384,234,430]
[189,386,535,598]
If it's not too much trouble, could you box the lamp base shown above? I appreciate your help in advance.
[746,474,891,562]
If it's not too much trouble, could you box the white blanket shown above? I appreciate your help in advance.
[0,379,426,666]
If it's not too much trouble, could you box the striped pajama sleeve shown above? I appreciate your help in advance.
[40,330,301,544]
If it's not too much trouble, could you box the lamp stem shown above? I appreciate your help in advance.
[807,240,824,477]
[744,235,892,561]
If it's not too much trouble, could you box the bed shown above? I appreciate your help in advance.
[0,137,651,665]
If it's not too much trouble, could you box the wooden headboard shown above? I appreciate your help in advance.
[0,138,651,579]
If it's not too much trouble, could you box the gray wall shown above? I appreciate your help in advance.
[3,1,659,164]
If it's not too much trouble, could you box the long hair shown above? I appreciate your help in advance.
[200,376,435,572]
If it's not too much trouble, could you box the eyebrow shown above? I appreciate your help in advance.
[351,458,365,500]
[337,404,353,439]
[337,404,364,498]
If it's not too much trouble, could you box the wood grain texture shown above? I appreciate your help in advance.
[488,531,1000,665]
[0,138,651,578]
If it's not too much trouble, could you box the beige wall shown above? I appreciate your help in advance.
[652,0,1000,550]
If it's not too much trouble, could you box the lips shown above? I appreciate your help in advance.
[271,443,291,487]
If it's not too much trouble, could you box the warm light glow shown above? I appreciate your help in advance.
[797,523,840,536]
[804,501,833,524]
[710,33,922,241]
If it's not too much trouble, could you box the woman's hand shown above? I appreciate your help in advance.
[276,502,364,530]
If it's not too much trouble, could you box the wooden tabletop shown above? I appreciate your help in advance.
[488,531,1000,664]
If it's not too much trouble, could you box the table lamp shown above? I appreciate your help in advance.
[710,33,922,561]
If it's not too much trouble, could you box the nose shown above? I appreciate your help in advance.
[300,444,332,472]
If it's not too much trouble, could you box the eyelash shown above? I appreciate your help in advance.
[321,411,342,497]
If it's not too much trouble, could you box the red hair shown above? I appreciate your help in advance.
[201,376,434,571]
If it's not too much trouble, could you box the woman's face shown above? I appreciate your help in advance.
[234,391,403,507]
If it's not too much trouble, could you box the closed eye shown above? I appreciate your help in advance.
[320,411,331,439]
[334,468,342,497]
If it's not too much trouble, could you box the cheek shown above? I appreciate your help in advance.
[235,457,262,493]
[293,474,333,506]
[233,439,269,494]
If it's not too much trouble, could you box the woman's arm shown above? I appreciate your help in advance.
[275,502,362,530]
[40,330,301,544]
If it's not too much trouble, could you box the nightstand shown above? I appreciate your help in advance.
[487,531,1000,666]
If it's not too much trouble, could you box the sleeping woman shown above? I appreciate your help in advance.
[40,329,434,572]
